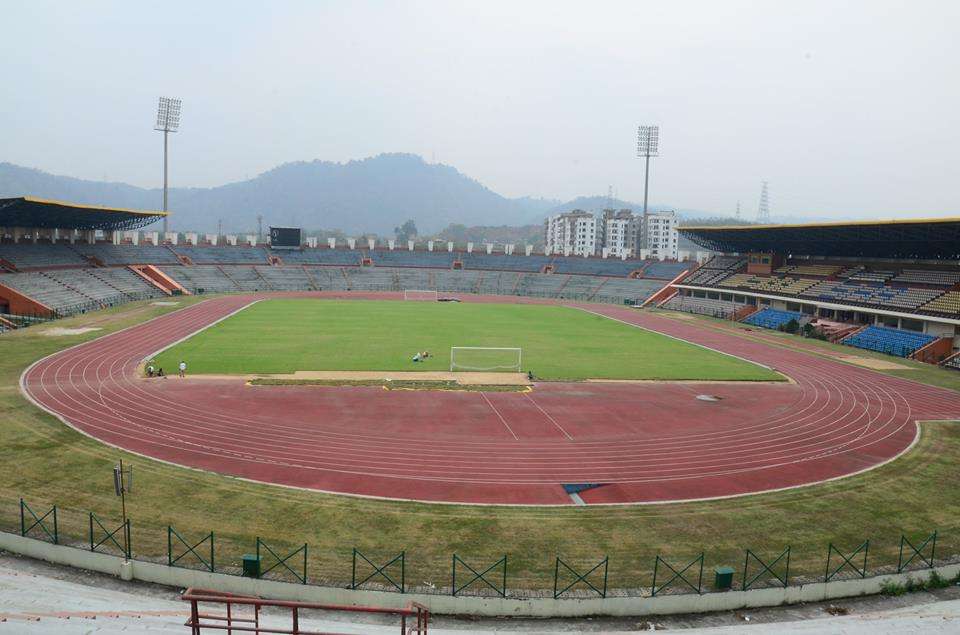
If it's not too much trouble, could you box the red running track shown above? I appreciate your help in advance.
[20,292,960,505]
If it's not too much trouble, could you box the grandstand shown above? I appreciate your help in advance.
[668,217,960,365]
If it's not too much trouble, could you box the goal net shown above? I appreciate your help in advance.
[404,289,438,301]
[450,347,522,372]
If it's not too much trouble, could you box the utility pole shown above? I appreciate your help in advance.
[112,459,132,560]
[257,214,263,245]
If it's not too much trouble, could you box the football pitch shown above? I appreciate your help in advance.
[154,298,780,381]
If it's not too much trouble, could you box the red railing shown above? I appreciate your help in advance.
[181,588,428,634]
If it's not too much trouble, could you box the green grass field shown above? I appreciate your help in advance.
[154,299,781,381]
[0,300,959,592]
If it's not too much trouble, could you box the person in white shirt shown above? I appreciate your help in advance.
[178,360,187,378]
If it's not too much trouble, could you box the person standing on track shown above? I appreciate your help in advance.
[178,360,187,378]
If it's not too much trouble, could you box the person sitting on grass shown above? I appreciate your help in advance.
[146,364,155,378]
[412,352,422,363]
[157,367,165,378]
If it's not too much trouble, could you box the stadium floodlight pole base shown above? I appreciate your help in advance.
[404,289,439,301]
[450,347,522,373]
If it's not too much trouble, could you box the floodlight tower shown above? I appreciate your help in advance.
[154,97,182,235]
[636,125,659,217]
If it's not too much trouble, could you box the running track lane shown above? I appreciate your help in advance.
[20,292,960,505]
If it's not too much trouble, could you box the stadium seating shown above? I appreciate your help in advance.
[0,268,159,316]
[550,257,640,277]
[720,274,817,296]
[742,308,805,330]
[774,263,840,277]
[174,246,268,264]
[920,291,960,316]
[641,261,692,279]
[893,269,960,286]
[162,266,240,293]
[943,355,960,370]
[0,244,88,269]
[76,243,180,265]
[842,325,937,357]
[801,281,943,312]
[460,252,548,272]
[254,266,317,290]
[369,249,455,268]
[274,248,361,265]
[662,295,746,318]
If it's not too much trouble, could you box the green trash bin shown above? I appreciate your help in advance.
[714,566,734,590]
[242,554,261,578]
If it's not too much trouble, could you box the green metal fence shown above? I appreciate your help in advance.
[742,547,790,590]
[89,513,130,560]
[452,554,507,597]
[257,537,307,584]
[168,526,215,572]
[652,553,703,596]
[351,549,405,593]
[553,556,608,599]
[3,499,954,599]
[825,540,869,583]
[19,498,57,544]
[898,531,936,573]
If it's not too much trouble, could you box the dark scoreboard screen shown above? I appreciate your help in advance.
[269,226,301,249]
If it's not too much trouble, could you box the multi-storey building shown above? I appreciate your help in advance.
[544,211,599,256]
[600,209,640,258]
[640,210,679,260]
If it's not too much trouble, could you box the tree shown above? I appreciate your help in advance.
[394,219,418,242]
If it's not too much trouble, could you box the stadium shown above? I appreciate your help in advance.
[1,196,959,627]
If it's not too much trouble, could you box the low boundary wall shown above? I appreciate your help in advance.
[2,531,957,618]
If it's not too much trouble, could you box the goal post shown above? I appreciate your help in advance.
[450,347,522,373]
[404,289,438,301]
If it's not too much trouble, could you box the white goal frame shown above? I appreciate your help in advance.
[404,289,438,301]
[450,347,523,372]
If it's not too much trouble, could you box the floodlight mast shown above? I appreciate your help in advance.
[154,97,182,235]
[637,125,659,217]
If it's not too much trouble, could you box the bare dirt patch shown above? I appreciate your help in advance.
[40,327,103,337]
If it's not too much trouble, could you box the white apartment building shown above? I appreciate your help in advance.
[600,209,640,258]
[544,211,599,256]
[641,210,679,260]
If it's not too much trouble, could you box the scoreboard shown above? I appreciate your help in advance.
[269,227,301,249]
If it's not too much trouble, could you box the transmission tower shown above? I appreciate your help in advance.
[735,200,741,221]
[756,182,770,223]
[607,185,615,210]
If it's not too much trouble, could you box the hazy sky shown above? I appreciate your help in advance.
[2,1,958,220]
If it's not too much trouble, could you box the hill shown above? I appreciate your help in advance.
[0,155,555,235]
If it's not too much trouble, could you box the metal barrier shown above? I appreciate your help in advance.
[169,526,215,572]
[257,537,307,584]
[89,513,130,559]
[553,556,608,599]
[452,554,507,597]
[181,587,428,634]
[742,547,790,590]
[652,553,703,596]
[825,541,869,582]
[351,549,405,593]
[898,531,937,573]
[19,498,57,544]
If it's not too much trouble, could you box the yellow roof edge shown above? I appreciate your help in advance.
[680,216,960,232]
[20,196,168,217]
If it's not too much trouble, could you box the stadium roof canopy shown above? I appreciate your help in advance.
[680,217,960,260]
[0,196,165,232]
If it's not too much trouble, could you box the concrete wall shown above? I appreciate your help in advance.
[1,531,957,618]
